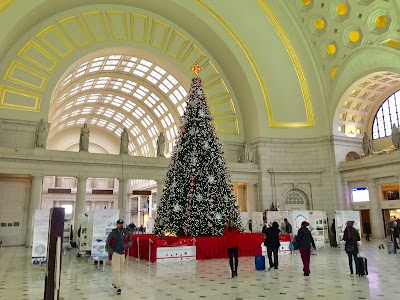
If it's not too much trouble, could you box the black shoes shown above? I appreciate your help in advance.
[111,284,117,289]
[304,273,309,276]
[117,289,121,295]
[235,271,238,277]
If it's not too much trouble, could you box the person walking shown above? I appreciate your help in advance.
[343,220,361,276]
[330,219,338,247]
[105,219,132,295]
[363,220,371,241]
[296,221,316,276]
[264,221,281,270]
[283,218,292,234]
[224,219,239,278]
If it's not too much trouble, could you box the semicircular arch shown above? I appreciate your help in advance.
[0,5,244,146]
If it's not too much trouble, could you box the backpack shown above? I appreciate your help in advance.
[286,222,292,234]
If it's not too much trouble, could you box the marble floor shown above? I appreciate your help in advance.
[0,240,399,300]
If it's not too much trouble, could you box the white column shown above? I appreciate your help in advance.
[148,193,153,218]
[246,183,255,213]
[137,197,141,226]
[139,196,148,226]
[156,180,164,207]
[73,177,87,243]
[118,178,129,222]
[25,176,43,247]
[367,179,385,239]
[90,201,95,211]
[340,181,352,210]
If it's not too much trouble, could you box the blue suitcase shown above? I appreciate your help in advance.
[255,255,265,271]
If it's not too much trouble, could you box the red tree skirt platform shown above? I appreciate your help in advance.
[128,233,265,262]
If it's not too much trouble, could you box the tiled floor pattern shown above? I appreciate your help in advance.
[0,240,399,300]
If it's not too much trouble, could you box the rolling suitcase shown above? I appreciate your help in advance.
[357,257,368,276]
[388,241,396,254]
[255,255,266,271]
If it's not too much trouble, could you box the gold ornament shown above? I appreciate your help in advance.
[191,62,203,76]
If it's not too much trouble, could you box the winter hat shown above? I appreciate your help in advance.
[347,220,354,227]
[301,221,309,227]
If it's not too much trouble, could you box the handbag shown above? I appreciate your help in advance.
[289,237,298,251]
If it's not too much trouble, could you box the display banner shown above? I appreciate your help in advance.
[291,210,309,233]
[156,246,196,262]
[335,210,361,245]
[77,213,91,255]
[32,209,50,264]
[91,209,119,260]
[308,211,325,248]
[266,211,283,226]
[240,212,249,232]
[252,212,264,233]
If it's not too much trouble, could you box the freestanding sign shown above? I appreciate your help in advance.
[91,209,119,261]
[335,210,361,245]
[44,207,65,300]
[32,209,50,264]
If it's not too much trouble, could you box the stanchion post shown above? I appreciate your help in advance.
[149,239,152,264]
[137,237,140,261]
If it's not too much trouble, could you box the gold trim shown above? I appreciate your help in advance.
[150,19,170,50]
[36,25,75,59]
[200,60,219,84]
[0,85,41,112]
[4,61,48,91]
[106,10,128,40]
[381,39,400,50]
[0,0,13,13]
[214,118,240,135]
[210,98,236,116]
[195,0,314,128]
[257,0,314,127]
[166,30,189,60]
[18,40,60,73]
[203,78,229,100]
[58,16,92,48]
[130,13,148,43]
[82,11,109,42]
[180,44,205,70]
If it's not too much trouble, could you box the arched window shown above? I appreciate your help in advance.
[372,89,400,139]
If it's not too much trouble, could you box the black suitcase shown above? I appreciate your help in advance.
[357,257,368,276]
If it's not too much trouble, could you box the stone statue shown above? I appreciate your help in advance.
[362,132,373,156]
[244,142,254,163]
[79,123,90,152]
[120,128,129,154]
[391,123,400,149]
[156,132,165,157]
[35,118,49,148]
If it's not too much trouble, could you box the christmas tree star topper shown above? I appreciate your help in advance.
[191,62,203,76]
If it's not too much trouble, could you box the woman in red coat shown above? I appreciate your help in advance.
[224,219,239,278]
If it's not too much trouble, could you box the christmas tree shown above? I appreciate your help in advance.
[153,64,242,236]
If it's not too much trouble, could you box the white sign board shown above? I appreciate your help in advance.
[240,212,249,232]
[335,210,361,245]
[91,209,119,260]
[156,246,196,262]
[252,212,264,233]
[32,209,50,264]
[266,211,283,226]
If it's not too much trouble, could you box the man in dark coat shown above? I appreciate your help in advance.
[264,221,281,269]
[363,220,371,241]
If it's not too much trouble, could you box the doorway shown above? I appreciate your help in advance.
[359,210,371,236]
